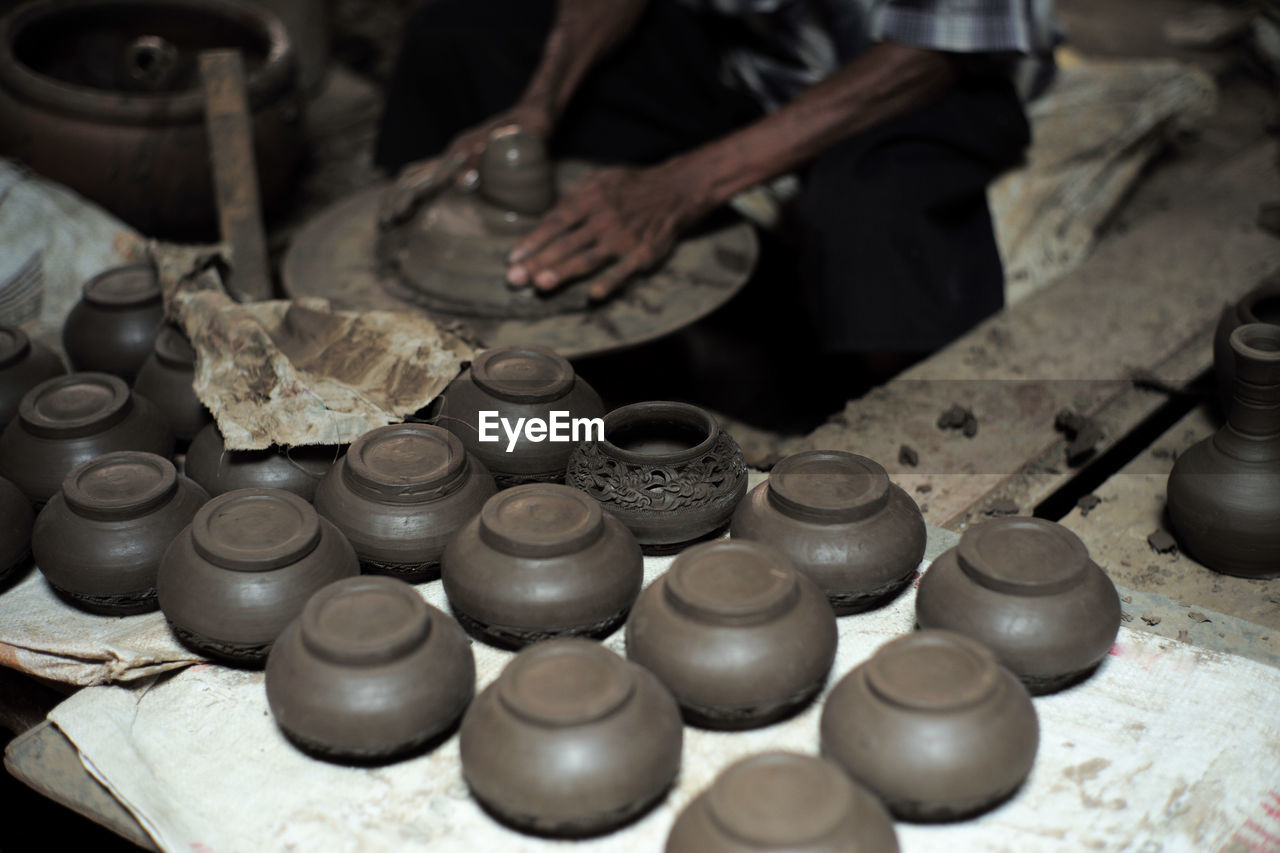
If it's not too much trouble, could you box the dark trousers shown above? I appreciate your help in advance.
[376,0,1031,354]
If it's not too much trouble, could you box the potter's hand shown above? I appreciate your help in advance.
[506,164,711,301]
[379,106,552,229]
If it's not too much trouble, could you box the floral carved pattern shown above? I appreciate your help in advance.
[566,433,747,513]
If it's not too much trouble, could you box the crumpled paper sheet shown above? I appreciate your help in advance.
[0,570,199,687]
[47,518,1280,853]
[991,56,1218,304]
[152,244,475,451]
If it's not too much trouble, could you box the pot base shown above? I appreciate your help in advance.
[680,682,824,731]
[472,780,671,839]
[492,469,564,491]
[828,572,915,616]
[453,607,629,650]
[359,558,441,584]
[637,523,731,557]
[882,778,1023,823]
[170,622,270,665]
[1020,662,1102,696]
[53,584,156,616]
[280,723,454,766]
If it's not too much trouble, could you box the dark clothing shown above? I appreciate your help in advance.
[376,0,1031,353]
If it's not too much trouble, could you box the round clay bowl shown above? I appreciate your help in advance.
[566,401,747,554]
[184,422,340,502]
[460,638,682,836]
[442,482,642,646]
[731,450,926,613]
[0,372,174,504]
[34,451,207,614]
[916,517,1120,693]
[157,488,359,663]
[665,751,900,853]
[820,630,1039,821]
[0,324,65,428]
[0,474,33,586]
[314,423,495,582]
[626,539,837,728]
[266,575,475,761]
[61,264,165,381]
[133,324,210,443]
[436,344,604,487]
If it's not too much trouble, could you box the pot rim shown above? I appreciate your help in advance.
[597,400,718,466]
[0,0,296,126]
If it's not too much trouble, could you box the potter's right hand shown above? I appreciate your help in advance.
[379,106,553,229]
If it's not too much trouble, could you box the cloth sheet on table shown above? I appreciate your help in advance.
[46,518,1280,853]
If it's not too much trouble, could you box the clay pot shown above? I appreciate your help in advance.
[478,126,555,216]
[157,487,359,663]
[915,516,1120,693]
[1168,323,1280,577]
[460,638,682,836]
[1214,276,1280,411]
[133,325,210,443]
[820,630,1039,821]
[436,344,604,487]
[0,372,174,504]
[61,264,165,382]
[184,423,339,502]
[626,540,837,728]
[0,0,303,239]
[731,450,926,614]
[313,423,495,582]
[442,483,642,646]
[0,324,65,428]
[33,451,207,614]
[265,576,475,761]
[665,751,900,853]
[566,401,747,554]
[0,474,33,586]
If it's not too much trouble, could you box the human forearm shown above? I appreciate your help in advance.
[662,42,957,213]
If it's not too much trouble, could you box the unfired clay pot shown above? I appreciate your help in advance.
[0,324,65,428]
[0,0,302,239]
[436,344,604,487]
[33,451,207,614]
[820,630,1039,821]
[0,372,174,504]
[1168,323,1280,577]
[460,638,683,836]
[665,751,900,853]
[566,401,747,554]
[442,482,643,646]
[266,575,475,761]
[133,325,210,443]
[313,423,495,581]
[0,474,33,585]
[478,126,556,219]
[915,516,1120,693]
[184,423,339,502]
[626,539,837,728]
[157,488,359,663]
[731,450,926,613]
[1214,276,1280,411]
[61,264,165,381]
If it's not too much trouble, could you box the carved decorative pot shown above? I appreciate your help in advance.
[133,324,210,443]
[731,450,926,614]
[0,324,64,428]
[916,516,1121,693]
[1168,323,1280,577]
[0,0,303,239]
[266,576,475,761]
[565,401,747,554]
[460,639,682,836]
[62,264,164,382]
[442,483,642,647]
[436,344,603,487]
[820,630,1039,822]
[665,752,900,853]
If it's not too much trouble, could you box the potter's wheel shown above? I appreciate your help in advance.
[282,164,757,359]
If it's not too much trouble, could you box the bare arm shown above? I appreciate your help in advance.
[380,0,648,226]
[508,42,957,297]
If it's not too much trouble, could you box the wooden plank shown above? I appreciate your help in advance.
[1059,404,1280,666]
[790,141,1280,528]
[5,721,156,850]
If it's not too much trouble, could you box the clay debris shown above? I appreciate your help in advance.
[1054,409,1103,466]
[937,404,978,438]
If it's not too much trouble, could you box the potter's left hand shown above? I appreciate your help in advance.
[506,163,711,301]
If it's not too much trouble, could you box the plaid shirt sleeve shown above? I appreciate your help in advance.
[869,0,1035,54]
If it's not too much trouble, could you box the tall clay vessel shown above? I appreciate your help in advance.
[1214,276,1280,410]
[1168,323,1280,577]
